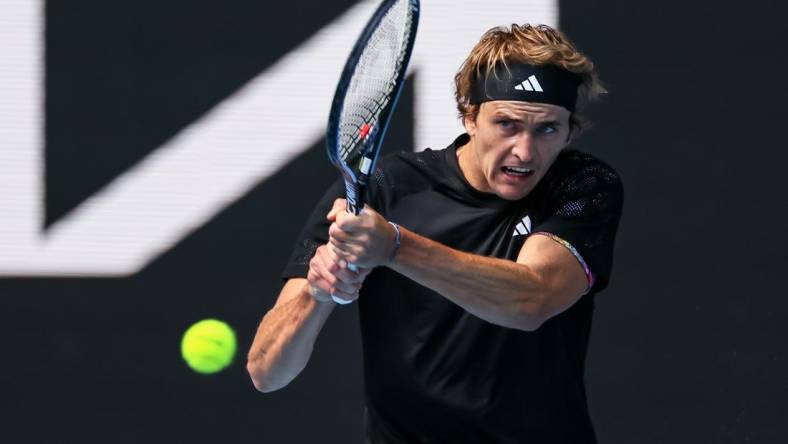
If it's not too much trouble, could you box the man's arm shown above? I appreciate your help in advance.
[327,200,588,331]
[246,278,334,392]
[388,227,588,331]
[247,245,368,392]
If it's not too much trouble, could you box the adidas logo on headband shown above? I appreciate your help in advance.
[514,75,543,92]
[469,63,579,110]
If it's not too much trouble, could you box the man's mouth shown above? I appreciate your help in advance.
[501,166,534,177]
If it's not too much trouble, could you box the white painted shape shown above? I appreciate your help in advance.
[0,0,380,276]
[0,0,43,251]
[0,0,558,277]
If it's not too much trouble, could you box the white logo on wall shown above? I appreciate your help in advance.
[0,0,557,277]
[514,75,543,92]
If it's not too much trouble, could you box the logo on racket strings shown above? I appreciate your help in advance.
[359,123,373,139]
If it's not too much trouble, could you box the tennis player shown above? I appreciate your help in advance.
[248,24,623,443]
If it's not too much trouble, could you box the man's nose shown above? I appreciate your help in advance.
[512,132,535,163]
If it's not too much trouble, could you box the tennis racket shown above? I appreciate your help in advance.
[326,0,419,222]
[325,0,419,289]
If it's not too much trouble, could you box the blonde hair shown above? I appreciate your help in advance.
[454,24,605,134]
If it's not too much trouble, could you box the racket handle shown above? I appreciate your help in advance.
[334,262,358,305]
[344,186,362,273]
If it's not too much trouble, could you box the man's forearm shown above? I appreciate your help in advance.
[387,227,547,331]
[247,281,335,392]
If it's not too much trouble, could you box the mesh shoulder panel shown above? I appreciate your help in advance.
[538,150,624,251]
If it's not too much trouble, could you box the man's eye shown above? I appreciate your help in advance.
[497,119,514,128]
[537,124,557,135]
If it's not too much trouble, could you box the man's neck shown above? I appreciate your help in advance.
[456,139,492,193]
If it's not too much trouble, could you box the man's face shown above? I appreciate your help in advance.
[460,100,573,200]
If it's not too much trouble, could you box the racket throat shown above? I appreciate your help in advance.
[359,156,373,175]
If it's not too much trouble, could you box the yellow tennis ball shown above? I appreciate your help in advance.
[181,319,237,374]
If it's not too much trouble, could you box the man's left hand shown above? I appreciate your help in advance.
[327,198,397,269]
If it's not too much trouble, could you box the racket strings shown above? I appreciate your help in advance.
[338,0,414,163]
[339,101,388,159]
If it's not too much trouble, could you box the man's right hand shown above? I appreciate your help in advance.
[307,244,371,304]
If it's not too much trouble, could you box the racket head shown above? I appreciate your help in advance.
[326,0,420,214]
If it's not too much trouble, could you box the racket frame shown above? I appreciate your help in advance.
[326,0,420,216]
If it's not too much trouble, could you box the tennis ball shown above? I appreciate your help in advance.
[181,319,237,374]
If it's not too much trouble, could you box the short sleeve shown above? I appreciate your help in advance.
[530,156,624,293]
[280,179,345,280]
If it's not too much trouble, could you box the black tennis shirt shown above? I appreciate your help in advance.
[283,134,624,444]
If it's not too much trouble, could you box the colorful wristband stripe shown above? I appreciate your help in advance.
[532,232,595,293]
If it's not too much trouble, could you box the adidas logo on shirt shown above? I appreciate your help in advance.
[512,215,532,237]
[514,75,543,92]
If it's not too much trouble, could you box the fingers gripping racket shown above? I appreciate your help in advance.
[326,0,419,282]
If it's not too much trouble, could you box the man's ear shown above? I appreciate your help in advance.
[564,117,578,147]
[565,126,575,146]
[463,114,477,137]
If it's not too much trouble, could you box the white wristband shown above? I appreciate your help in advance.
[332,294,355,305]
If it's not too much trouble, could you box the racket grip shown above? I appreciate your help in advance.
[342,186,363,273]
[337,262,359,304]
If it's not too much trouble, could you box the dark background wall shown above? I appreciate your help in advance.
[560,1,787,442]
[1,0,786,442]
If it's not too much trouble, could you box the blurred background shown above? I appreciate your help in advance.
[1,0,786,442]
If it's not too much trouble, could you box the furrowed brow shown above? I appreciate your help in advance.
[492,110,561,125]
